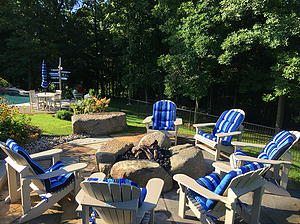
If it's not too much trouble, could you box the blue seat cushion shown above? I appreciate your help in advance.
[84,177,147,207]
[258,130,294,161]
[198,110,244,146]
[191,162,264,211]
[44,161,74,193]
[6,139,74,193]
[233,149,253,166]
[150,100,176,131]
[6,139,45,174]
[189,171,221,211]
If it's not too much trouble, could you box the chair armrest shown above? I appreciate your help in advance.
[215,131,243,138]
[22,163,87,180]
[231,141,265,149]
[30,149,63,160]
[137,178,164,217]
[143,116,153,124]
[235,155,292,166]
[212,161,234,174]
[193,123,216,128]
[173,174,230,204]
[174,118,182,126]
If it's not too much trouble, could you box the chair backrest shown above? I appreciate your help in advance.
[152,100,176,131]
[1,141,46,191]
[258,130,298,160]
[212,109,245,145]
[29,90,37,103]
[80,178,146,224]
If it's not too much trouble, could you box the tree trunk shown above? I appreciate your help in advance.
[194,97,199,124]
[275,95,285,133]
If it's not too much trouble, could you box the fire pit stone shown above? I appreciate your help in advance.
[110,159,173,192]
[96,140,134,173]
[138,131,171,148]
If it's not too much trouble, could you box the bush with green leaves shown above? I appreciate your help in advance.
[0,97,37,143]
[0,78,9,87]
[70,96,111,114]
[55,110,73,121]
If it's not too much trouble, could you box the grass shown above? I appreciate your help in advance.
[28,114,73,136]
[27,104,300,188]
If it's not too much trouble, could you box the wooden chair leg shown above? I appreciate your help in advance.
[178,185,187,219]
[20,169,31,215]
[81,205,90,224]
[250,186,264,224]
[6,163,19,203]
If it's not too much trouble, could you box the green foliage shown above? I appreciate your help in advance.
[89,89,95,96]
[55,110,73,121]
[70,96,111,114]
[0,78,9,87]
[0,97,37,144]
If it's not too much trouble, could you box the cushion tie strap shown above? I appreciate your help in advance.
[236,199,248,217]
[89,207,97,224]
[40,195,49,202]
[206,211,220,222]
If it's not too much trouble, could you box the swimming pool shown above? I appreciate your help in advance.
[0,90,30,105]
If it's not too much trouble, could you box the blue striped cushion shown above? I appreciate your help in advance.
[191,162,263,211]
[189,172,221,211]
[198,110,244,146]
[83,178,147,207]
[150,100,176,131]
[44,161,74,193]
[233,149,252,166]
[258,130,294,160]
[6,139,74,193]
[6,139,45,174]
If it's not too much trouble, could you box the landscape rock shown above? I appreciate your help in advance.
[110,159,173,192]
[96,140,133,173]
[169,143,206,179]
[72,112,127,135]
[139,131,171,148]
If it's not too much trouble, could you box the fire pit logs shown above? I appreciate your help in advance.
[115,140,171,171]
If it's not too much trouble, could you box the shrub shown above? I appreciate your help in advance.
[55,110,73,121]
[70,96,111,114]
[0,78,9,87]
[0,97,38,144]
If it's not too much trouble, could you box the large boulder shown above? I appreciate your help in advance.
[96,140,134,173]
[110,159,173,192]
[72,112,127,135]
[139,131,171,148]
[169,143,206,179]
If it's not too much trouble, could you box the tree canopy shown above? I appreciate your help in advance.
[1,0,300,129]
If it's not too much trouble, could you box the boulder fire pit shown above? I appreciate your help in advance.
[95,132,206,192]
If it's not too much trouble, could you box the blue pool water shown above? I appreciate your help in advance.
[0,91,30,104]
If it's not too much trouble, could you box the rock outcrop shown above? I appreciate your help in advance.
[110,159,173,192]
[169,143,206,179]
[72,112,127,135]
[139,131,171,148]
[95,140,133,173]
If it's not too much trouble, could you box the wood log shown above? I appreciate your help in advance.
[131,145,141,154]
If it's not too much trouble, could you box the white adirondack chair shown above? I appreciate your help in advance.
[76,173,164,224]
[0,141,87,223]
[174,162,270,224]
[143,100,182,145]
[230,130,300,197]
[193,109,245,161]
